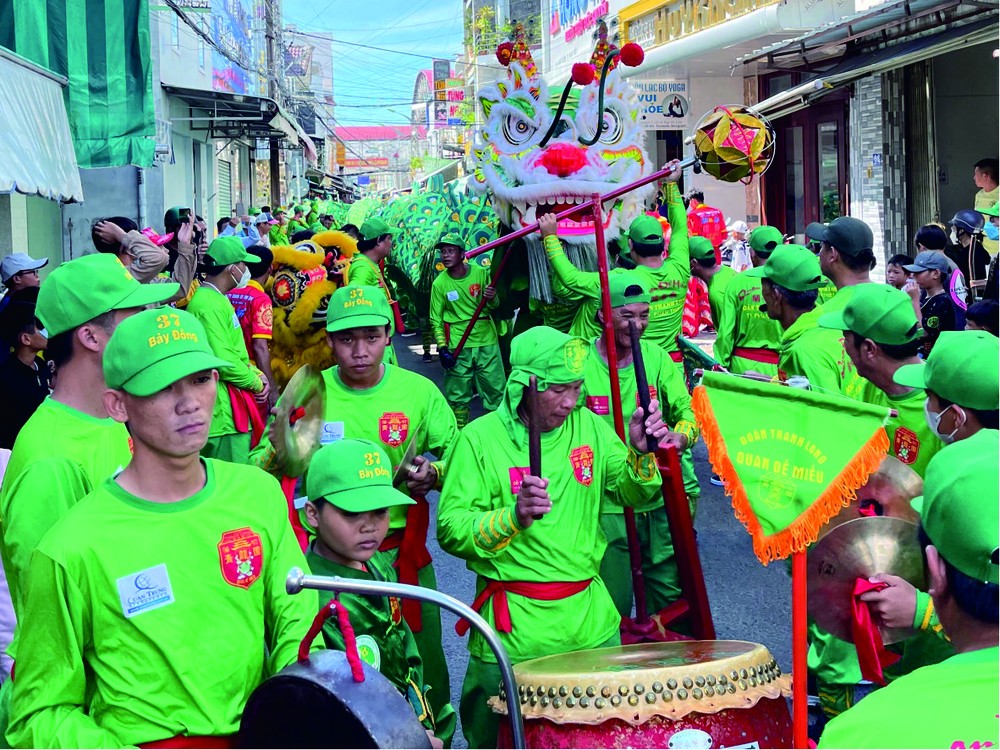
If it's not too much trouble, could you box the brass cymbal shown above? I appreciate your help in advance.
[808,516,925,645]
[820,456,922,538]
[273,365,325,478]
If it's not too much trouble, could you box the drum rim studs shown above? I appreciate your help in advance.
[611,695,622,707]
[695,676,706,687]
[566,697,576,708]
[579,697,590,708]
[601,686,612,698]
[594,697,606,709]
[618,684,629,696]
[572,686,583,698]
[586,686,596,697]
[627,694,639,706]
[692,688,703,700]
[677,688,688,700]
[667,678,678,690]
[682,677,693,689]
[645,692,657,704]
[663,690,673,702]
[652,681,663,693]
[634,684,644,695]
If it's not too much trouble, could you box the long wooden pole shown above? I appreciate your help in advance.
[792,550,809,748]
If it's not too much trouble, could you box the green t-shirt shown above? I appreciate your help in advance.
[436,407,661,663]
[6,460,315,748]
[818,647,999,749]
[779,307,865,400]
[305,547,435,728]
[429,265,498,349]
[815,278,838,305]
[581,339,699,512]
[706,264,735,328]
[347,253,398,364]
[863,386,944,478]
[186,285,264,437]
[713,271,782,373]
[252,364,458,532]
[976,186,999,256]
[268,224,288,246]
[0,398,132,629]
[285,218,307,237]
[543,185,690,353]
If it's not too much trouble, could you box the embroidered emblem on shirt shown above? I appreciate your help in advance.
[379,412,409,447]
[894,426,920,465]
[469,283,482,298]
[218,527,263,589]
[586,395,610,415]
[570,445,595,487]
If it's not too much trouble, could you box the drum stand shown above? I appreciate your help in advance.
[286,568,527,749]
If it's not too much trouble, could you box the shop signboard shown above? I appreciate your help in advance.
[210,0,255,94]
[632,79,690,130]
[344,157,389,168]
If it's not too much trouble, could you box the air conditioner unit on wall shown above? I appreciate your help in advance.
[155,118,174,164]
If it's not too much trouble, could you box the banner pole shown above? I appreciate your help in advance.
[792,550,809,748]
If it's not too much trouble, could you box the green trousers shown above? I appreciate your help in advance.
[460,633,620,749]
[443,344,505,428]
[599,509,681,618]
[201,432,251,464]
[379,548,452,739]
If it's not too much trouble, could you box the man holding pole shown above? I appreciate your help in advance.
[582,272,699,616]
[437,326,669,748]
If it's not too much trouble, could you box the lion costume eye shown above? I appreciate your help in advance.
[598,107,624,145]
[502,112,537,146]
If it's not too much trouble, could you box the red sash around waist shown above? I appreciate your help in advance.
[668,350,684,363]
[140,736,233,748]
[733,346,780,365]
[455,578,593,636]
[378,495,432,632]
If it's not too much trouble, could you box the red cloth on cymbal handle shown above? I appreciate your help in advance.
[851,578,901,686]
[299,600,366,682]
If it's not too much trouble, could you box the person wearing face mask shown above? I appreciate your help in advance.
[978,202,999,301]
[186,237,268,464]
[846,331,1000,670]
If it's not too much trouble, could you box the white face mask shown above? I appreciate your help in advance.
[924,398,963,444]
[231,265,251,289]
[950,229,960,245]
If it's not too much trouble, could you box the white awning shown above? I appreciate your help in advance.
[0,48,83,203]
[754,17,997,120]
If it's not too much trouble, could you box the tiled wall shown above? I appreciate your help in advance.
[848,74,887,283]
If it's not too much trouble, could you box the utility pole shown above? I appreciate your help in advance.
[266,0,282,205]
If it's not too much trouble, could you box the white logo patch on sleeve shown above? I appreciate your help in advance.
[117,564,175,618]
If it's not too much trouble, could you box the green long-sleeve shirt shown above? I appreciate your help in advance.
[186,285,264,437]
[706,264,735,328]
[581,339,698,512]
[7,460,315,748]
[542,184,690,353]
[0,399,132,654]
[778,307,865,400]
[436,407,660,663]
[429,265,499,348]
[252,364,458,532]
[713,271,782,373]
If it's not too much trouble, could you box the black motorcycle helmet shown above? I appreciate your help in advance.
[949,209,985,235]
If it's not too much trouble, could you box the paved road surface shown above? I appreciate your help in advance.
[394,336,792,747]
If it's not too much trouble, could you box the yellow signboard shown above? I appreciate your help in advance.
[621,0,781,47]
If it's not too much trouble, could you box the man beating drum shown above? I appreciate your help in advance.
[436,326,669,748]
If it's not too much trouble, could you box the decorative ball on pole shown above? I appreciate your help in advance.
[690,105,776,184]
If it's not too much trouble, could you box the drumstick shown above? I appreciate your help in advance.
[629,321,658,454]
[528,375,543,521]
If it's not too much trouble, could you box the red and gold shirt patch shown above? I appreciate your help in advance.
[379,412,409,447]
[893,426,920,465]
[389,595,402,625]
[569,445,595,487]
[585,395,610,415]
[218,527,263,589]
[635,385,657,407]
[509,466,530,495]
[469,283,482,298]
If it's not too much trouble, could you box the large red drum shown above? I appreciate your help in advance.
[493,641,792,749]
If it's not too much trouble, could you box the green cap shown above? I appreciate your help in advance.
[103,308,231,396]
[306,439,415,513]
[980,202,999,219]
[688,235,716,261]
[627,215,664,245]
[820,216,873,257]
[748,225,783,256]
[746,244,825,292]
[912,439,999,584]
[817,283,921,345]
[893,330,999,410]
[359,217,398,241]
[326,285,392,332]
[36,254,180,337]
[510,326,590,390]
[163,206,190,233]
[206,236,255,267]
[248,206,261,216]
[435,233,466,251]
[609,271,651,308]
[294,204,307,215]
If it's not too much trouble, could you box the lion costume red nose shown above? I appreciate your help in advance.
[537,142,588,177]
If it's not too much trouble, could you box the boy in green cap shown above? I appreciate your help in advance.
[186,236,268,464]
[818,441,999,749]
[6,308,316,748]
[269,209,289,246]
[818,283,944,477]
[0,254,179,662]
[430,233,504,428]
[252,284,457,726]
[538,162,690,363]
[582,272,699,617]
[688,234,735,329]
[437,325,670,748]
[754,244,865,399]
[350,217,400,365]
[303,439,455,746]
[713,225,784,375]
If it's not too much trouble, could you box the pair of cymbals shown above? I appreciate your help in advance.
[273,365,325,478]
[819,456,922,539]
